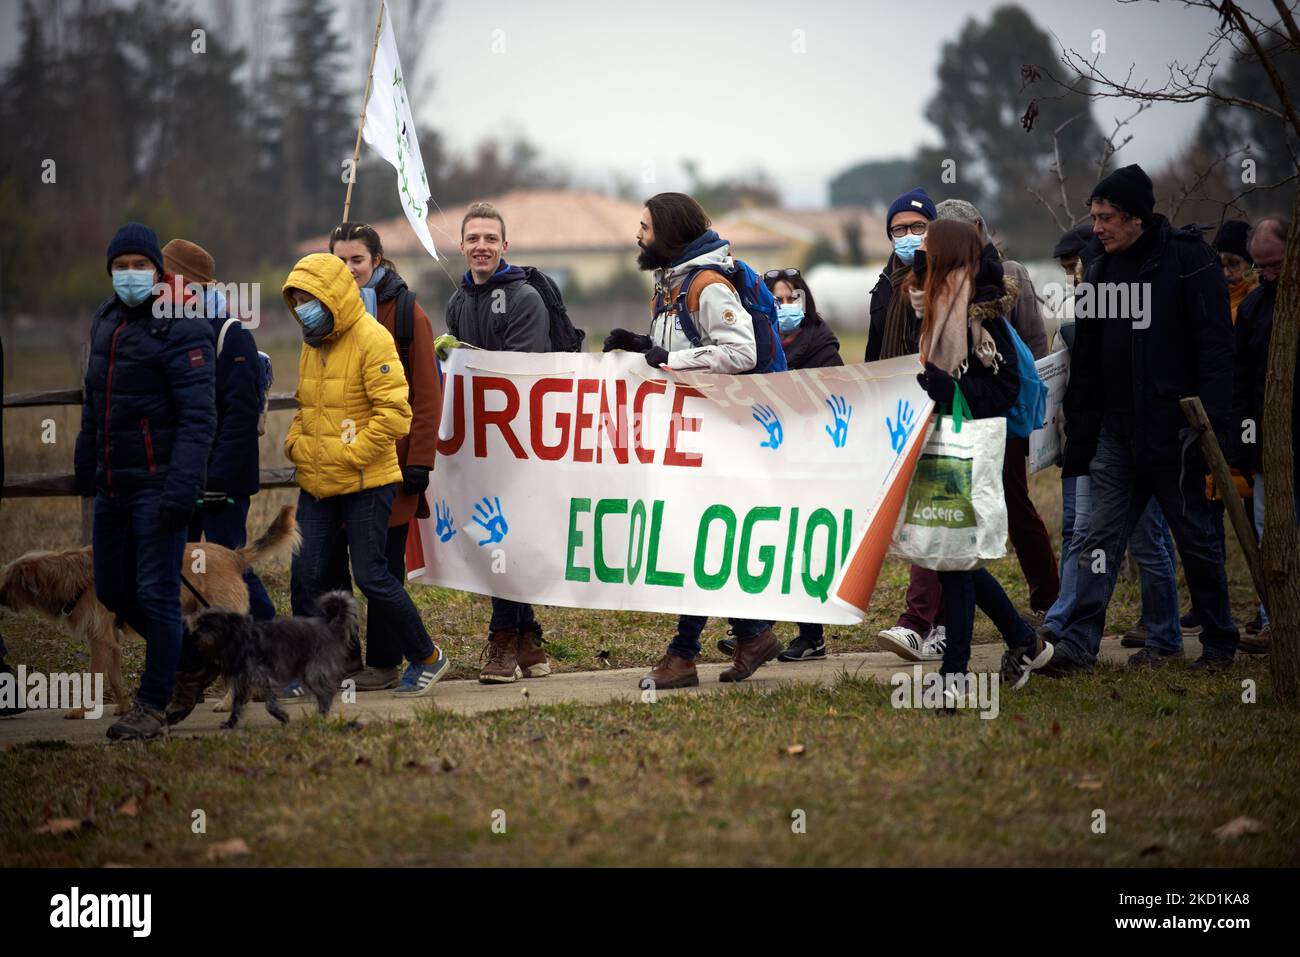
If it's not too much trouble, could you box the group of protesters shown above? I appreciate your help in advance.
[0,158,1289,736]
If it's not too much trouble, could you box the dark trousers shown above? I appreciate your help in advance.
[1004,435,1060,611]
[187,496,276,621]
[290,484,433,665]
[670,615,769,660]
[1055,428,1239,663]
[489,597,541,637]
[326,521,412,669]
[937,568,1035,675]
[897,565,943,634]
[93,488,202,709]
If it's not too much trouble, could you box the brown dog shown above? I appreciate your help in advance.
[0,505,300,718]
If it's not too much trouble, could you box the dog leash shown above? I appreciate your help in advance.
[181,573,211,609]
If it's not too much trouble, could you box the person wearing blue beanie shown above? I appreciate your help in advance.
[105,222,165,277]
[884,187,938,238]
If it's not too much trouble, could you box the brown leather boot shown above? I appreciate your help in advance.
[719,628,782,682]
[1239,627,1271,655]
[515,630,551,678]
[480,630,520,683]
[641,652,699,690]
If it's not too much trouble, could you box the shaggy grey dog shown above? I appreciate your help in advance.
[190,591,359,729]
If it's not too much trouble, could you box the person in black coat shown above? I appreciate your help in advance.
[1043,165,1239,674]
[163,240,275,623]
[73,222,217,739]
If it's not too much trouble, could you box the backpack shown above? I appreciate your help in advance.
[655,259,788,374]
[217,317,273,436]
[391,288,418,399]
[521,266,585,352]
[1002,322,1047,439]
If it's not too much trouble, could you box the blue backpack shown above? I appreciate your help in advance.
[1002,322,1047,439]
[656,259,788,374]
[217,317,274,436]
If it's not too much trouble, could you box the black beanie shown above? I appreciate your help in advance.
[1089,164,1155,222]
[105,222,165,276]
[1053,222,1094,259]
[1212,219,1253,264]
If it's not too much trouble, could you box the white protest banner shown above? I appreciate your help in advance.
[407,351,933,624]
[1028,348,1070,474]
[362,1,438,258]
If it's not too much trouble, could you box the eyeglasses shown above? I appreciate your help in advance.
[764,267,801,280]
[888,222,929,240]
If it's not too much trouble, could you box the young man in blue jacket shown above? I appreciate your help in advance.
[163,239,275,621]
[74,223,217,740]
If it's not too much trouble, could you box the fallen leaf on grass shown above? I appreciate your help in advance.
[353,755,373,768]
[1075,779,1104,791]
[1213,817,1264,841]
[401,760,432,772]
[782,744,806,757]
[1051,721,1061,737]
[1166,684,1188,696]
[33,817,92,836]
[114,797,140,817]
[1140,844,1164,857]
[206,838,251,861]
[440,755,457,772]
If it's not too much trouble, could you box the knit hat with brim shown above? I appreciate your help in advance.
[163,239,217,285]
[106,222,164,275]
[1212,219,1252,264]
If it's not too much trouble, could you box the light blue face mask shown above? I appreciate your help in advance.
[112,269,156,307]
[893,233,924,266]
[777,303,805,333]
[294,297,327,329]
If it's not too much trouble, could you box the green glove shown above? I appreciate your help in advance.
[434,334,460,362]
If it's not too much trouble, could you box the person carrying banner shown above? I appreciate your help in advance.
[908,219,1054,695]
[74,223,217,739]
[279,252,448,697]
[444,202,553,684]
[605,192,781,689]
[161,239,277,624]
[322,222,443,690]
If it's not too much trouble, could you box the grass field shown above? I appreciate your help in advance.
[2,333,1292,867]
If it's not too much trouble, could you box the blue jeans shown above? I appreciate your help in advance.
[671,615,769,660]
[937,568,1034,674]
[290,484,433,665]
[188,496,276,621]
[326,522,418,667]
[1047,475,1181,653]
[1053,429,1238,664]
[93,488,199,709]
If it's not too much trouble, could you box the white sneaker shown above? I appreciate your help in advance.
[920,626,946,662]
[877,626,925,661]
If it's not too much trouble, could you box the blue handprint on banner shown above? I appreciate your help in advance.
[825,394,852,448]
[886,399,918,454]
[435,499,457,543]
[472,496,509,547]
[751,403,783,450]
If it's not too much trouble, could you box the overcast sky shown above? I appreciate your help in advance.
[0,0,1275,206]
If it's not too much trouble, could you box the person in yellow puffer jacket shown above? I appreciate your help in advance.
[282,253,448,697]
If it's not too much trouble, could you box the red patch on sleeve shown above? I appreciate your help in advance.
[188,348,206,367]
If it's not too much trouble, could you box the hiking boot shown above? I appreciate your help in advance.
[391,649,449,697]
[1127,646,1183,669]
[1180,610,1203,637]
[777,633,826,662]
[352,665,401,691]
[716,636,737,655]
[0,657,25,717]
[165,658,222,726]
[107,700,166,742]
[641,652,698,690]
[480,630,520,684]
[1189,649,1235,672]
[876,626,933,662]
[1239,627,1271,655]
[1244,612,1264,637]
[1021,608,1047,629]
[720,628,782,683]
[1120,621,1147,648]
[343,650,364,679]
[516,630,551,678]
[1001,633,1054,690]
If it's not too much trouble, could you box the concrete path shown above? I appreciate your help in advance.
[0,636,1193,747]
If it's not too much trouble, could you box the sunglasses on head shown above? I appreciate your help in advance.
[764,267,801,281]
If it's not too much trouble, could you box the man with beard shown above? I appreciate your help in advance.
[604,192,780,689]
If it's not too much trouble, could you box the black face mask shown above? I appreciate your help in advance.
[302,313,335,347]
[636,239,674,271]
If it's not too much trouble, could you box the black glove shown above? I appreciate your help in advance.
[160,504,194,536]
[74,472,95,498]
[603,329,652,353]
[402,465,431,496]
[911,248,928,286]
[644,346,669,369]
[917,361,956,405]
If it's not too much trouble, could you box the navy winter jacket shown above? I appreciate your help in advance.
[204,312,262,497]
[74,291,217,512]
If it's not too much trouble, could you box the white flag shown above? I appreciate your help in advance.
[362,1,438,259]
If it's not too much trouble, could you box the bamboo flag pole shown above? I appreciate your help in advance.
[342,0,386,223]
